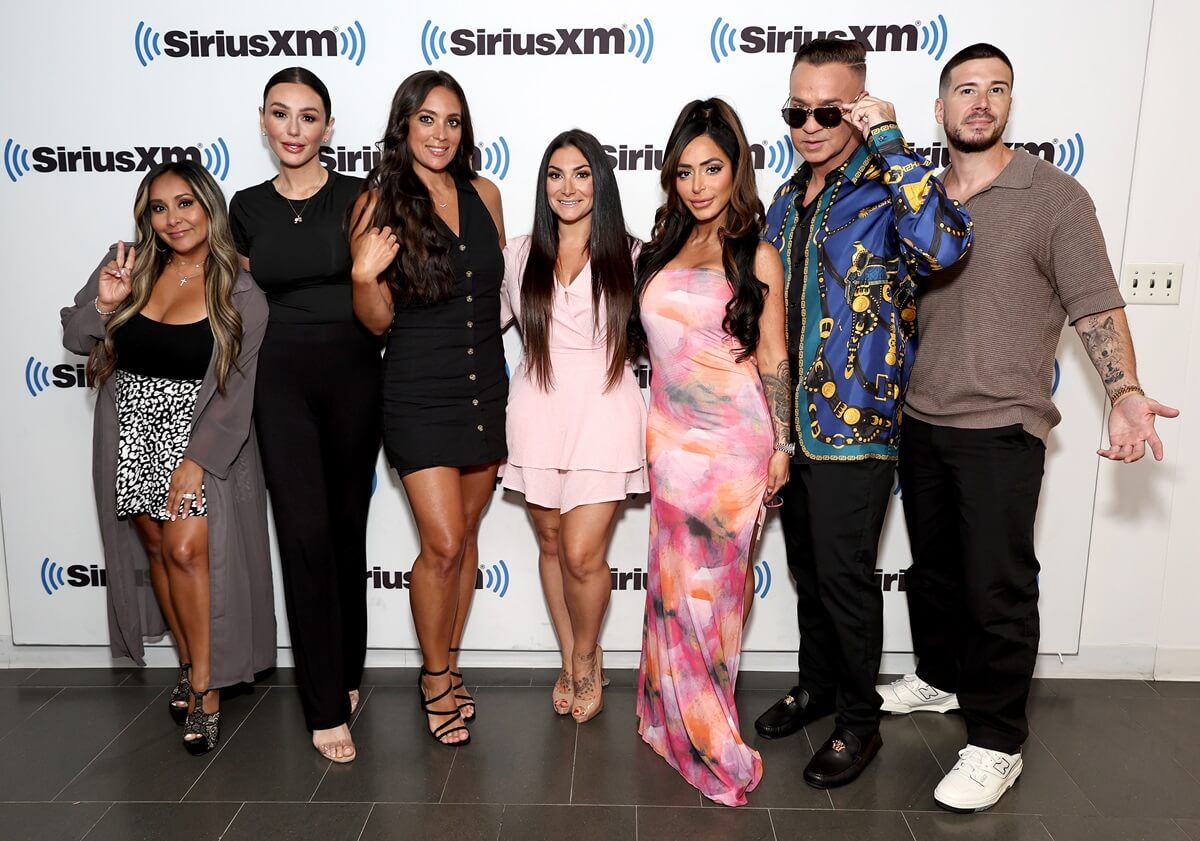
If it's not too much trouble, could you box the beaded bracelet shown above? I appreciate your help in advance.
[94,296,118,317]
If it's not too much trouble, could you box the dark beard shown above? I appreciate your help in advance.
[946,119,1006,153]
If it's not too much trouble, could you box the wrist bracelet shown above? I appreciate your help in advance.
[774,441,796,456]
[1109,384,1145,407]
[94,296,118,317]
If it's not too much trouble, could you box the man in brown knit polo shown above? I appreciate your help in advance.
[876,43,1179,813]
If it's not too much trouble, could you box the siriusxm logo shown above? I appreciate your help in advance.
[914,133,1085,177]
[610,566,648,591]
[134,20,366,66]
[602,136,794,176]
[3,138,230,183]
[875,568,906,592]
[709,14,948,63]
[752,560,772,599]
[1052,358,1061,395]
[24,357,90,397]
[39,558,107,596]
[367,559,511,597]
[321,137,511,179]
[420,19,654,64]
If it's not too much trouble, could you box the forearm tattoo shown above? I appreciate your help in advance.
[1080,314,1131,389]
[760,359,794,449]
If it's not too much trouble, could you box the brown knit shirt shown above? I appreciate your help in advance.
[904,149,1126,440]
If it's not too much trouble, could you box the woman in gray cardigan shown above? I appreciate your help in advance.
[62,160,276,754]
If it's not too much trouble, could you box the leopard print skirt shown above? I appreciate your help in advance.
[114,370,208,521]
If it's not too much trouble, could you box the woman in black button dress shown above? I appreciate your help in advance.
[351,70,506,746]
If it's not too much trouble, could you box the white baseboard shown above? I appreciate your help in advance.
[1154,647,1200,680]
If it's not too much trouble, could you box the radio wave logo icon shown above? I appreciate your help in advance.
[1052,358,1062,395]
[765,136,795,177]
[481,559,510,598]
[478,137,511,180]
[201,137,231,181]
[4,138,31,183]
[1055,133,1085,177]
[752,560,772,600]
[338,20,367,66]
[24,356,52,398]
[709,17,738,63]
[627,17,654,64]
[40,557,66,596]
[421,20,449,65]
[134,21,163,66]
[919,14,949,60]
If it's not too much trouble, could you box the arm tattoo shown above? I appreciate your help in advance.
[1079,314,1129,388]
[760,359,794,449]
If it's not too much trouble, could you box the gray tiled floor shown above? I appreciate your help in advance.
[0,668,1196,840]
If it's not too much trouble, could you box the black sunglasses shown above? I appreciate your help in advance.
[780,94,862,129]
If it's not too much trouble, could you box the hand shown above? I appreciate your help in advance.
[351,226,399,284]
[166,457,204,520]
[1098,393,1180,463]
[766,450,791,498]
[844,94,897,139]
[99,241,135,309]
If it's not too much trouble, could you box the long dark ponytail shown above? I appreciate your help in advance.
[629,98,766,362]
[521,130,634,391]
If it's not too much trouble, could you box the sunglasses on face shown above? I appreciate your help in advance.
[780,93,864,129]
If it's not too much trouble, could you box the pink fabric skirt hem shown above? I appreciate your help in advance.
[502,464,648,513]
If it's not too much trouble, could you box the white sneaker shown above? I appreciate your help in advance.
[934,745,1023,812]
[877,674,959,714]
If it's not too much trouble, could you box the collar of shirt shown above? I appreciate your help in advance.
[788,139,876,207]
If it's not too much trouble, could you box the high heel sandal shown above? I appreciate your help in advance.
[552,667,573,716]
[571,646,605,724]
[419,666,470,746]
[169,662,192,724]
[183,688,220,755]
[447,647,475,723]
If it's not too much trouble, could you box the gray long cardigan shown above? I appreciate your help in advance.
[62,246,277,687]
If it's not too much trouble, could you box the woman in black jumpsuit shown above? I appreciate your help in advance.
[351,70,506,746]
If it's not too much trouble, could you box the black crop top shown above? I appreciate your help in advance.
[113,313,213,380]
[229,170,364,324]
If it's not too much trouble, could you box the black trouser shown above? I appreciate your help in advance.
[779,458,895,740]
[255,320,381,731]
[898,418,1045,754]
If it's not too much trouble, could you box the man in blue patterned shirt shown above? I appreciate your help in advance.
[752,37,973,789]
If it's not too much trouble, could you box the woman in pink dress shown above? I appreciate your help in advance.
[501,129,647,723]
[630,99,792,806]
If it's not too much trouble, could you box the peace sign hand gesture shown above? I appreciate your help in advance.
[98,241,135,310]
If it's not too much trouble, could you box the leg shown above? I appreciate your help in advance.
[527,504,575,714]
[446,462,500,720]
[950,425,1044,753]
[132,515,191,718]
[160,514,216,740]
[899,418,966,693]
[402,467,471,745]
[559,501,620,721]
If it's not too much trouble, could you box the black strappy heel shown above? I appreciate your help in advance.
[448,647,475,722]
[169,662,192,724]
[419,666,470,746]
[183,688,220,755]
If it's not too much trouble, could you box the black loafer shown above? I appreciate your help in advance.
[803,727,883,789]
[753,686,834,740]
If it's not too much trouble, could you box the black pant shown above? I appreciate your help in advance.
[255,320,381,731]
[779,458,895,739]
[898,418,1045,754]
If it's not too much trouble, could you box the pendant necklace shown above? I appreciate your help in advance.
[172,257,203,286]
[281,173,327,224]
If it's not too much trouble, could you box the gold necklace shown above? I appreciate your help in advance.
[171,257,204,286]
[280,173,327,224]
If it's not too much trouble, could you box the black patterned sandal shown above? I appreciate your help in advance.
[448,647,475,722]
[169,662,192,724]
[419,666,470,746]
[183,688,220,755]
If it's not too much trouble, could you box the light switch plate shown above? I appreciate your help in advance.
[1120,262,1183,305]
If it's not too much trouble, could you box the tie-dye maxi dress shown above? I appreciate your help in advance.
[636,267,771,807]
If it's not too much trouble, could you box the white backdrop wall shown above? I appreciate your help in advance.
[0,1,1167,666]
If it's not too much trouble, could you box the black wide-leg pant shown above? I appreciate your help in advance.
[255,320,381,731]
[898,417,1045,754]
[779,458,895,740]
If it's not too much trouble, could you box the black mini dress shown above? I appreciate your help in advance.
[381,176,507,475]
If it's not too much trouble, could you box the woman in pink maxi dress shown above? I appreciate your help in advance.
[632,100,793,806]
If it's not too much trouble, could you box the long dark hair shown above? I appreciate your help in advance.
[630,98,766,362]
[522,130,635,392]
[89,161,243,392]
[356,70,477,306]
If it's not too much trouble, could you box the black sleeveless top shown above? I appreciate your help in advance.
[380,176,507,473]
[113,313,213,380]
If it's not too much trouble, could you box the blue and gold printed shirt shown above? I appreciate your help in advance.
[765,122,972,461]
